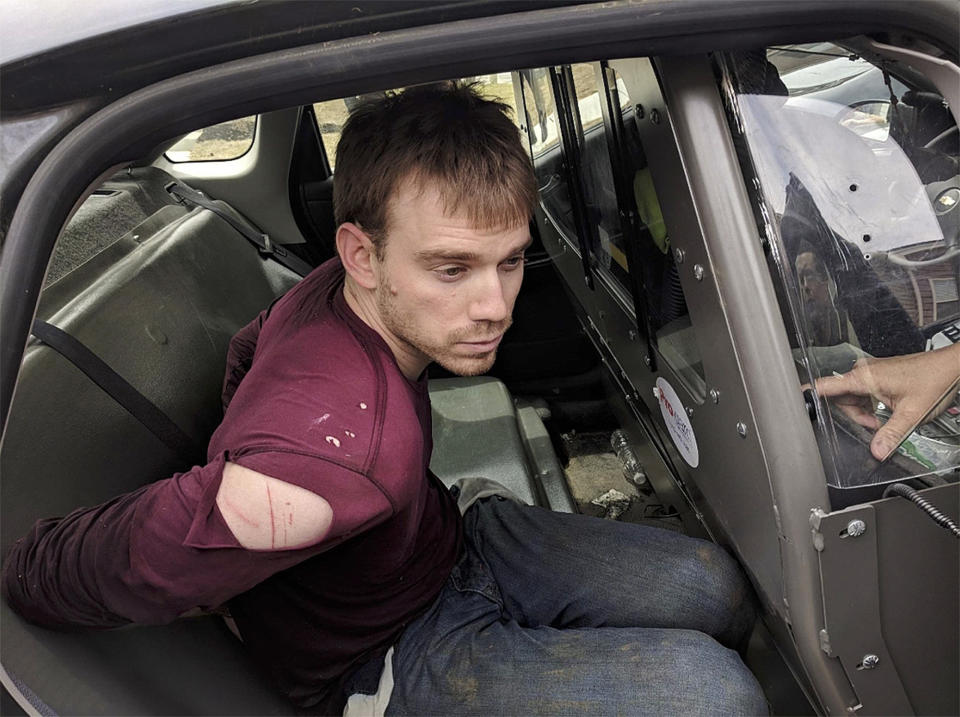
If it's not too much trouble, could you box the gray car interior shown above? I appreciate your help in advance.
[1,154,575,713]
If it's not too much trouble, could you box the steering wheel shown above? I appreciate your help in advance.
[884,170,960,268]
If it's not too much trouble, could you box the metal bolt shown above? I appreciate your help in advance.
[674,248,685,264]
[686,407,694,417]
[628,329,638,341]
[860,654,880,670]
[846,519,867,538]
[651,108,661,124]
[709,388,720,404]
[736,421,747,438]
[635,104,645,119]
[584,275,591,287]
[693,264,704,281]
[644,356,652,367]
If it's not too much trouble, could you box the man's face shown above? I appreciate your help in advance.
[796,251,831,304]
[372,181,530,377]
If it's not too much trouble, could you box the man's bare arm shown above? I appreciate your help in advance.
[217,462,333,550]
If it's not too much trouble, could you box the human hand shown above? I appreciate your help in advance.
[813,344,960,461]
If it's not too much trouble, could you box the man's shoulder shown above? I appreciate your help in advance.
[263,258,345,333]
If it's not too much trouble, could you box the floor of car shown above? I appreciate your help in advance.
[558,429,685,531]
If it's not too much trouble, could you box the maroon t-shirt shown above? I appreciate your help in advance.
[2,258,462,710]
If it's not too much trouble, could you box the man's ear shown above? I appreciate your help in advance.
[336,222,378,290]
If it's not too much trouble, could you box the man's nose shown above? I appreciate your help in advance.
[468,271,509,323]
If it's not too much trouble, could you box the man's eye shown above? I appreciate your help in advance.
[436,266,465,280]
[502,255,524,269]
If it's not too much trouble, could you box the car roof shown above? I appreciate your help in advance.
[1,0,580,114]
[1,0,234,65]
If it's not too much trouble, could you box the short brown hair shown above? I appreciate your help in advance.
[333,82,536,255]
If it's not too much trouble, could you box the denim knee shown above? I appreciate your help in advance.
[662,630,768,715]
[690,540,757,648]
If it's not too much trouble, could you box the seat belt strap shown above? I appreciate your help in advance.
[165,181,313,277]
[31,320,204,465]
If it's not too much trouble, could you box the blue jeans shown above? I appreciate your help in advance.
[385,497,766,715]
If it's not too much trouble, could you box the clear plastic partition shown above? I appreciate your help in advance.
[718,43,960,492]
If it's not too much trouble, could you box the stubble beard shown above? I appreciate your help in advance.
[376,284,512,377]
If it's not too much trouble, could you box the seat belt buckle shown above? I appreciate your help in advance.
[259,234,274,256]
[259,234,286,257]
[165,181,186,204]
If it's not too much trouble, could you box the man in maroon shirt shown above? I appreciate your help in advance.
[4,84,767,714]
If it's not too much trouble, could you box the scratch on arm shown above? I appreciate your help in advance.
[266,484,276,549]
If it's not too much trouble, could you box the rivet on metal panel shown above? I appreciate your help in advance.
[651,108,661,124]
[709,388,720,403]
[858,654,880,670]
[674,248,685,264]
[686,407,693,417]
[635,103,645,119]
[644,355,652,367]
[693,264,704,281]
[584,275,591,287]
[628,329,638,341]
[844,519,867,538]
[652,386,661,400]
[736,421,747,438]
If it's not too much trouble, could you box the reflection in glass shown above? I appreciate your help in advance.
[721,44,960,491]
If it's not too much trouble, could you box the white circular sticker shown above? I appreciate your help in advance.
[655,377,699,468]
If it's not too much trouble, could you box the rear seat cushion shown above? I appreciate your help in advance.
[429,376,539,506]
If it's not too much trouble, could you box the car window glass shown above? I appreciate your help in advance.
[519,68,561,155]
[164,116,256,162]
[519,68,576,237]
[313,93,380,171]
[314,75,521,171]
[720,43,960,489]
[569,63,631,292]
[608,65,705,394]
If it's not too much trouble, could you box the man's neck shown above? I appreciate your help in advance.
[342,276,428,381]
